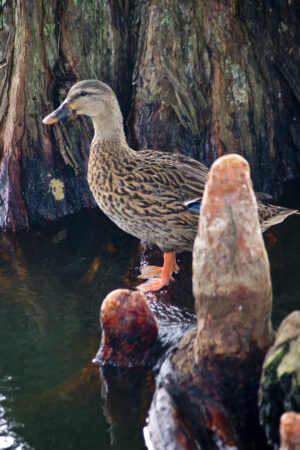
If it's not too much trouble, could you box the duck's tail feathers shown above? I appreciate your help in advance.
[260,205,299,233]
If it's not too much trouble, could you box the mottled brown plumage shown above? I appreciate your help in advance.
[43,80,298,291]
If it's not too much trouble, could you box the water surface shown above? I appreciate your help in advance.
[0,182,299,449]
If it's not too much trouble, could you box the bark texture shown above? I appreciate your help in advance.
[0,0,299,230]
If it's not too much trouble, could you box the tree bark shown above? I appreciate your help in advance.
[0,0,299,230]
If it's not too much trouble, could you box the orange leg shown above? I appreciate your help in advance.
[138,252,179,292]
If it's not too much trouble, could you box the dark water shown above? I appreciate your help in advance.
[0,210,195,450]
[0,181,299,450]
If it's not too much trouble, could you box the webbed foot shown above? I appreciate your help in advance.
[137,252,178,292]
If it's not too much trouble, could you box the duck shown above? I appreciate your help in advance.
[42,80,299,292]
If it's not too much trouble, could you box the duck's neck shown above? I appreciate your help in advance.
[89,116,132,169]
[91,111,127,145]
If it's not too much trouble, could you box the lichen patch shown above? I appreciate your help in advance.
[49,178,65,201]
[228,63,247,107]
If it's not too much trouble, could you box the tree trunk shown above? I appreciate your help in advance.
[0,0,299,230]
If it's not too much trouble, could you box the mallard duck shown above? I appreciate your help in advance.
[43,80,299,292]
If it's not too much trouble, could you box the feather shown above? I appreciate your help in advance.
[43,80,299,255]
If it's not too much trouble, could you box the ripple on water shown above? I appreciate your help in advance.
[0,187,299,450]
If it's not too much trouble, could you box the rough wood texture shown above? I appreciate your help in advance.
[130,0,300,188]
[193,154,274,358]
[0,0,299,229]
[146,155,274,449]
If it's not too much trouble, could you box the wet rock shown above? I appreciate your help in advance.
[146,154,274,449]
[259,311,300,446]
[95,289,158,367]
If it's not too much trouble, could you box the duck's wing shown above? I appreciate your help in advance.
[130,152,272,205]
[123,150,209,207]
[122,151,299,228]
[255,192,273,202]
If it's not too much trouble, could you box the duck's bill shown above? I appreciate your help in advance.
[42,102,72,125]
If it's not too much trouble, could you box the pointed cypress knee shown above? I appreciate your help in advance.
[145,154,274,449]
[193,153,274,359]
[280,412,300,450]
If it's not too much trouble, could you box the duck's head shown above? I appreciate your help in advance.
[43,80,124,139]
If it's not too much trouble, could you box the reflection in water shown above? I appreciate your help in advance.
[267,218,300,328]
[0,179,299,449]
[0,211,140,450]
[99,366,154,450]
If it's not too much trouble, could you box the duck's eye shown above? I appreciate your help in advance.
[80,91,87,97]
